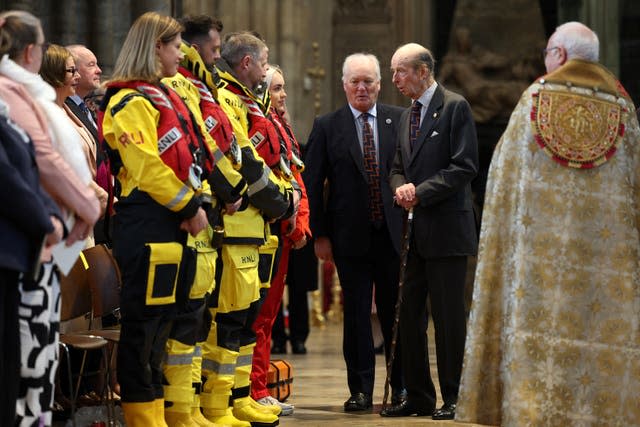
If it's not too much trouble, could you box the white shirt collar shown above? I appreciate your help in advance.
[349,103,377,121]
[415,81,438,108]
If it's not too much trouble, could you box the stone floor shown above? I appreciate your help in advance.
[56,317,494,427]
[277,319,494,427]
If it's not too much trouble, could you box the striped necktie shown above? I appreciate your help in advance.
[410,100,422,149]
[360,113,384,225]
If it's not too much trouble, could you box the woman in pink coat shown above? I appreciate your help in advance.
[0,10,99,426]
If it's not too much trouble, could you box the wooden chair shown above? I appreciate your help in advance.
[59,249,110,427]
[84,244,121,340]
[83,244,122,424]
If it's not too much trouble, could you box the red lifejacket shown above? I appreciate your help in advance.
[223,82,281,169]
[178,66,235,154]
[98,80,213,182]
[269,107,305,174]
[268,107,292,160]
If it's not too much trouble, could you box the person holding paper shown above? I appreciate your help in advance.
[0,10,100,426]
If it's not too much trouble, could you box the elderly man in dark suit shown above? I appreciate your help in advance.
[64,45,102,138]
[65,45,110,244]
[380,43,478,420]
[304,52,405,412]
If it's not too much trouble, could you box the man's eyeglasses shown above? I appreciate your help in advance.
[65,67,79,75]
[542,46,560,58]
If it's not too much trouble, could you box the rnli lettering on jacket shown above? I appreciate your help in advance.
[179,66,235,155]
[101,80,212,182]
[221,79,282,169]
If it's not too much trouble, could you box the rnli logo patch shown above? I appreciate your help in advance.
[250,131,265,147]
[204,115,218,132]
[531,89,624,169]
[158,127,182,154]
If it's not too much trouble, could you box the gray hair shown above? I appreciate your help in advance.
[342,53,381,82]
[553,21,599,62]
[221,31,267,69]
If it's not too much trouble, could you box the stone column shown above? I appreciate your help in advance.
[331,0,393,109]
[582,0,620,76]
[131,0,172,19]
[181,0,219,16]
[94,0,132,76]
[557,0,620,76]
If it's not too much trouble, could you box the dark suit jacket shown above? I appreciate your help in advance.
[65,97,105,165]
[0,113,60,273]
[304,103,404,257]
[65,97,98,141]
[390,84,479,258]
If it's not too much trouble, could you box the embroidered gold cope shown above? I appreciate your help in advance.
[456,61,640,426]
[532,89,622,168]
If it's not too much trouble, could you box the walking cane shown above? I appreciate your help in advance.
[382,207,413,409]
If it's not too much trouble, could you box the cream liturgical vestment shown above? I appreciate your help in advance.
[456,60,640,427]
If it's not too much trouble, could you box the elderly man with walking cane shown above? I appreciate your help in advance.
[381,42,478,420]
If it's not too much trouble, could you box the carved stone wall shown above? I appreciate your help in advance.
[439,0,546,124]
[331,0,393,108]
[180,0,333,141]
[2,1,632,143]
[332,0,434,111]
[0,0,172,76]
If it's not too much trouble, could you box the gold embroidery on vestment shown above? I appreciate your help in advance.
[531,89,622,168]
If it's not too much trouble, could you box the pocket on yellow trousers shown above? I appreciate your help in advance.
[258,234,280,287]
[218,245,260,313]
[145,242,183,306]
[190,250,217,299]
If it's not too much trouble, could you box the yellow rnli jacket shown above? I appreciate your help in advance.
[162,73,246,203]
[102,87,199,217]
[217,85,294,218]
[163,73,268,244]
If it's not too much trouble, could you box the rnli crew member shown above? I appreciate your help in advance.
[159,71,246,427]
[177,15,296,427]
[214,30,302,424]
[249,65,311,415]
[100,12,210,426]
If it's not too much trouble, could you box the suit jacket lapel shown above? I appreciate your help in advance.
[376,105,395,176]
[342,106,367,181]
[65,98,99,142]
[410,85,444,164]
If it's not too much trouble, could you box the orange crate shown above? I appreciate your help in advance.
[267,359,293,402]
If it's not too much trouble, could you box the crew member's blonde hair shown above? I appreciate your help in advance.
[110,12,182,82]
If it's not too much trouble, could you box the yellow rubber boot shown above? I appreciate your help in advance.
[248,396,281,416]
[202,407,250,427]
[191,394,230,427]
[200,339,237,418]
[232,397,279,427]
[233,344,254,395]
[155,398,169,427]
[122,401,157,427]
[165,401,200,427]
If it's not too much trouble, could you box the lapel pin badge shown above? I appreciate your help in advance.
[385,118,392,124]
[433,112,438,118]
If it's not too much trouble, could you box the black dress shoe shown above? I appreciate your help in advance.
[271,342,286,354]
[432,402,456,420]
[391,388,407,406]
[379,400,432,417]
[291,340,307,354]
[344,392,372,412]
